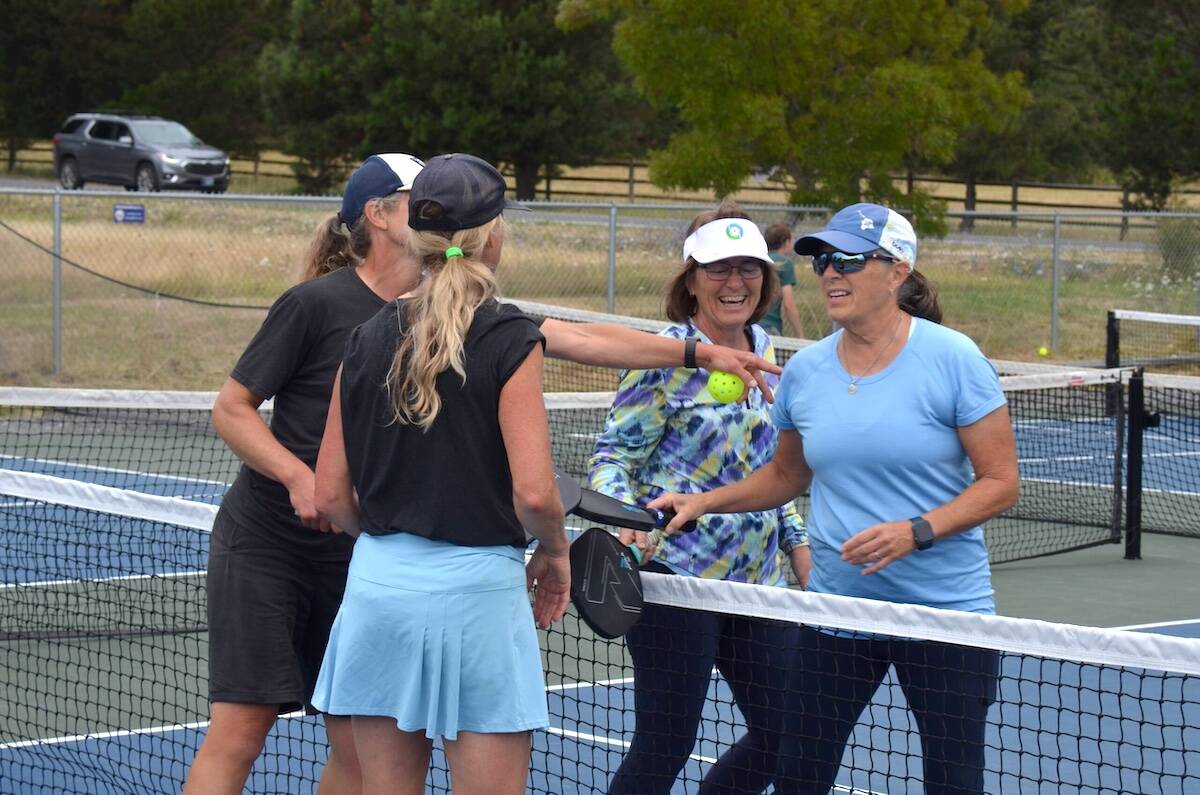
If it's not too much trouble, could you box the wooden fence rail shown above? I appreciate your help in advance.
[9,143,1199,212]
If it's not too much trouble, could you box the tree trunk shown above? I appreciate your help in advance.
[6,140,16,172]
[513,160,539,201]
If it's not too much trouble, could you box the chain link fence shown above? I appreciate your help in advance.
[3,187,1199,390]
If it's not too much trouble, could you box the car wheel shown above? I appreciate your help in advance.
[58,158,83,190]
[135,163,160,192]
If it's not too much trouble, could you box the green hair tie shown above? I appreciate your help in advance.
[445,246,464,260]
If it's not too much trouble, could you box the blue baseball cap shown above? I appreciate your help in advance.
[794,203,918,267]
[338,153,426,227]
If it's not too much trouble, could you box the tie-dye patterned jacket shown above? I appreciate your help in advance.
[588,322,807,585]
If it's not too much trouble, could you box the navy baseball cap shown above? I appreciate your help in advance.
[794,203,918,267]
[408,153,528,232]
[338,153,425,227]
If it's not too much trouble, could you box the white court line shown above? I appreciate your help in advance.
[1140,485,1200,497]
[546,677,632,692]
[0,454,230,489]
[0,720,212,750]
[1018,454,1111,465]
[0,569,204,591]
[1113,618,1200,632]
[0,711,307,751]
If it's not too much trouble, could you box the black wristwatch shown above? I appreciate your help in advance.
[683,336,699,369]
[910,516,934,551]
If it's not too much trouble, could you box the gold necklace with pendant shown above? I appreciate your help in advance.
[842,313,906,395]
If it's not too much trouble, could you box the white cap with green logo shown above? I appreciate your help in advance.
[682,218,772,265]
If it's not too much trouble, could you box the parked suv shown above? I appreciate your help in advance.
[52,112,230,192]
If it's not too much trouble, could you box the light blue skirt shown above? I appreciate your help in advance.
[311,532,548,740]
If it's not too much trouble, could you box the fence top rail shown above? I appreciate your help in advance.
[2,187,1199,221]
[0,187,340,204]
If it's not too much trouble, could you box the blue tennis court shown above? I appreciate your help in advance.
[4,621,1200,795]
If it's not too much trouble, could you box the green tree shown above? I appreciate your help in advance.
[941,0,1107,225]
[118,0,285,159]
[0,1,133,170]
[560,0,1027,231]
[258,0,375,193]
[1103,0,1200,210]
[365,0,644,199]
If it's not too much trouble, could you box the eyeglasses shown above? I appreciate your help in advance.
[811,251,899,276]
[697,261,765,281]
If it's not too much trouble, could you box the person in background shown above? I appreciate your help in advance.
[650,203,1019,795]
[312,153,568,794]
[186,152,784,794]
[758,223,804,338]
[591,199,810,795]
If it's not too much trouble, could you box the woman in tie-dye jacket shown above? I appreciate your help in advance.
[589,199,809,795]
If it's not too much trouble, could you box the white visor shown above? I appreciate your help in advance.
[683,219,773,266]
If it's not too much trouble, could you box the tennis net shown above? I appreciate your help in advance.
[0,369,1171,792]
[1107,309,1200,376]
[2,471,1198,793]
[1127,371,1200,544]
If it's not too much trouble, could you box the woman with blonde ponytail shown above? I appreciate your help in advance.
[313,154,570,794]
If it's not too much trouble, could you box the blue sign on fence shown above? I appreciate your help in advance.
[113,204,145,224]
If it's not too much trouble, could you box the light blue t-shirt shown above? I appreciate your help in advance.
[770,317,1006,613]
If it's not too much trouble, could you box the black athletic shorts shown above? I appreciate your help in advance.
[207,508,350,715]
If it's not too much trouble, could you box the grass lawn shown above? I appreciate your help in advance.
[2,191,1199,390]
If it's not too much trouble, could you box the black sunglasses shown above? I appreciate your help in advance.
[811,251,900,276]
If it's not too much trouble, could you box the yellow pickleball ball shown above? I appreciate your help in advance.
[1038,346,1050,357]
[707,371,745,403]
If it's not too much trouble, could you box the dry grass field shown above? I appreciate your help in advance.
[3,178,1199,391]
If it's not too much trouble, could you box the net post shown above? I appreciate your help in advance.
[1105,310,1120,369]
[1124,368,1144,560]
[1105,310,1120,417]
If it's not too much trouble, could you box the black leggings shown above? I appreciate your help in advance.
[773,625,999,795]
[606,597,800,795]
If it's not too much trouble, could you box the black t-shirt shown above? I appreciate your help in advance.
[340,300,545,548]
[219,266,386,557]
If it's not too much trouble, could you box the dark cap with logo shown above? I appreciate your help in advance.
[408,153,528,232]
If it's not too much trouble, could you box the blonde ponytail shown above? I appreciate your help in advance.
[386,218,502,429]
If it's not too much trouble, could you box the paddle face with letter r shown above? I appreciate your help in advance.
[551,468,698,639]
[569,527,644,638]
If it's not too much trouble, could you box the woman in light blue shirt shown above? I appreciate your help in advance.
[651,203,1020,795]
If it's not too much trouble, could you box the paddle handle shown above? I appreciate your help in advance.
[627,510,697,564]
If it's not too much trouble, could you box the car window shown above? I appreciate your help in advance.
[88,121,117,141]
[60,119,86,135]
[114,123,132,141]
[130,121,202,148]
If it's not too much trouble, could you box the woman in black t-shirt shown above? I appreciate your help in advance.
[184,153,426,794]
[312,154,570,793]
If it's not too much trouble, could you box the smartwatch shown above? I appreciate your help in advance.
[683,336,699,369]
[910,516,934,551]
